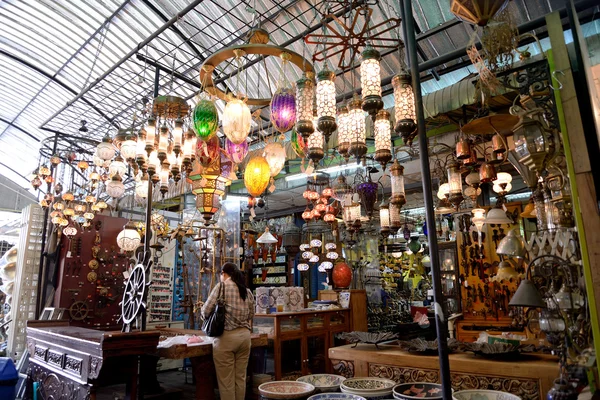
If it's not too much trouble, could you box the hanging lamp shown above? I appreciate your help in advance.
[223,97,251,145]
[390,160,406,207]
[392,72,417,146]
[244,155,271,198]
[336,105,350,159]
[360,47,383,120]
[295,74,315,139]
[193,94,219,140]
[270,53,296,133]
[347,96,367,160]
[374,110,392,170]
[316,66,337,143]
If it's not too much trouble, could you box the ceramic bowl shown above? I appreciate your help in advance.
[453,390,521,400]
[392,383,448,400]
[297,374,347,393]
[308,394,367,400]
[341,378,396,399]
[259,381,316,399]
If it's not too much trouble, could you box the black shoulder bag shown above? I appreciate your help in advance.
[202,283,226,337]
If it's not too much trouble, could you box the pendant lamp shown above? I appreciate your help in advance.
[347,96,367,159]
[193,96,219,140]
[244,156,271,197]
[316,66,337,142]
[374,110,392,170]
[295,75,315,139]
[223,97,251,144]
[360,47,383,119]
[263,142,286,177]
[392,72,417,145]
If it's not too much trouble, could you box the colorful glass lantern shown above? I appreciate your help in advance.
[307,130,325,164]
[297,263,310,271]
[374,110,392,170]
[77,160,89,172]
[447,160,464,210]
[302,207,313,222]
[271,87,296,133]
[50,154,61,166]
[347,97,367,159]
[117,222,142,252]
[223,98,251,145]
[244,155,271,197]
[193,96,219,140]
[295,75,315,139]
[197,135,221,167]
[323,213,336,223]
[336,105,350,159]
[263,142,286,177]
[291,129,307,158]
[390,160,406,207]
[356,178,378,218]
[97,134,116,161]
[316,67,337,141]
[360,47,383,118]
[225,138,248,165]
[392,73,417,145]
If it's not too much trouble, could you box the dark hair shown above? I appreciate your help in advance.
[221,262,248,301]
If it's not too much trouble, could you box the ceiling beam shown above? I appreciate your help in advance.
[0,117,40,142]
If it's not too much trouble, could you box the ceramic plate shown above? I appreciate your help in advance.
[341,378,396,392]
[297,374,346,393]
[392,383,447,400]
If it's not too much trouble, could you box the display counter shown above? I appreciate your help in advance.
[329,343,559,400]
[253,308,350,380]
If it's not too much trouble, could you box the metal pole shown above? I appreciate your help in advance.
[35,132,59,318]
[401,1,452,399]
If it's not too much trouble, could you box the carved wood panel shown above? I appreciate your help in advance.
[330,359,355,378]
[29,364,91,400]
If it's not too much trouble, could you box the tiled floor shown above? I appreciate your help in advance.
[96,370,199,400]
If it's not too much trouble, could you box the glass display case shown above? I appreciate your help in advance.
[438,241,461,316]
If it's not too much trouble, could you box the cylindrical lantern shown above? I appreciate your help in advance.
[479,161,497,183]
[456,137,471,159]
[147,150,160,177]
[392,72,417,145]
[117,222,142,252]
[390,160,406,207]
[307,130,325,164]
[244,156,271,197]
[295,75,315,138]
[447,160,463,209]
[379,202,390,236]
[316,67,337,140]
[223,98,251,144]
[389,202,401,233]
[337,105,350,159]
[347,97,367,159]
[145,115,157,155]
[158,124,169,162]
[172,118,184,155]
[342,202,361,226]
[360,47,383,118]
[193,97,219,140]
[271,87,296,133]
[264,142,286,177]
[225,138,249,164]
[136,130,147,168]
[374,110,392,170]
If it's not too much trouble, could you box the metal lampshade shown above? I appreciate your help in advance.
[485,207,512,224]
[257,227,278,244]
[496,229,526,258]
[491,261,522,283]
[509,279,547,308]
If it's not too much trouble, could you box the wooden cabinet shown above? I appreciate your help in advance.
[253,309,350,380]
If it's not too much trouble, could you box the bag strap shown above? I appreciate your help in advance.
[218,282,225,301]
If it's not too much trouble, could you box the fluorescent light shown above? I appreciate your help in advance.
[285,163,360,182]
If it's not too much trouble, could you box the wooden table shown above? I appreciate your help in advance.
[143,328,268,400]
[26,321,160,400]
[329,344,560,400]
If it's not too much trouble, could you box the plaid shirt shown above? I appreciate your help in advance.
[201,278,255,331]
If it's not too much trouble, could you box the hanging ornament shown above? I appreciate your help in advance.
[373,110,392,170]
[347,96,367,160]
[356,175,378,218]
[97,134,116,161]
[263,141,286,177]
[336,105,350,160]
[225,138,248,164]
[106,175,125,198]
[390,160,406,207]
[271,54,296,132]
[307,130,325,164]
[193,95,219,140]
[197,135,221,167]
[332,175,352,202]
[117,222,142,253]
[316,66,337,143]
[295,74,315,139]
[109,155,127,178]
[244,155,271,198]
[291,129,307,158]
[223,97,251,144]
[392,72,417,146]
[360,47,383,119]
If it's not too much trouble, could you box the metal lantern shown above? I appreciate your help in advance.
[379,202,391,237]
[374,110,392,170]
[347,97,367,159]
[145,115,157,155]
[244,155,271,198]
[479,161,497,183]
[271,87,296,133]
[337,105,350,159]
[447,160,464,210]
[389,160,406,207]
[456,137,471,159]
[316,67,337,141]
[97,134,116,161]
[513,114,553,173]
[264,142,286,177]
[392,73,416,145]
[307,130,325,164]
[389,202,402,233]
[332,175,352,202]
[223,98,251,145]
[295,75,315,139]
[291,129,307,158]
[193,97,219,140]
[117,222,142,252]
[360,47,383,119]
[356,177,378,218]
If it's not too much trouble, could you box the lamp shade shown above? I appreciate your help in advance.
[263,142,286,177]
[496,229,526,258]
[223,98,251,144]
[97,136,116,161]
[117,223,141,252]
[193,97,219,139]
[244,155,271,197]
[270,87,296,133]
[374,110,392,169]
[491,261,522,282]
[509,279,547,308]
[485,207,512,224]
[295,76,315,138]
[225,138,248,164]
[316,67,337,135]
[257,227,278,244]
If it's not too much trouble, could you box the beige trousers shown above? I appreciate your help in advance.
[212,327,251,400]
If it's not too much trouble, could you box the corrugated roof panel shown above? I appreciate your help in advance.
[0,128,41,176]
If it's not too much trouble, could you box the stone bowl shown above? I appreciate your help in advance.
[259,380,316,399]
[308,394,368,400]
[392,383,449,400]
[453,390,521,400]
[297,374,347,393]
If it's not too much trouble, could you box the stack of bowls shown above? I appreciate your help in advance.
[258,381,315,399]
[392,383,447,400]
[340,377,396,399]
[297,374,347,393]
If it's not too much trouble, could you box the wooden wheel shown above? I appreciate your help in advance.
[69,301,89,321]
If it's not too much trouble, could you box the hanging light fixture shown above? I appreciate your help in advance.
[307,130,325,164]
[316,66,337,143]
[347,96,367,160]
[374,110,392,170]
[119,132,138,162]
[513,111,554,173]
[50,154,61,166]
[181,128,196,172]
[291,129,307,158]
[472,208,486,247]
[493,172,513,197]
[456,137,471,159]
[225,138,249,165]
[159,165,170,196]
[389,202,402,233]
[117,222,142,253]
[336,105,350,159]
[360,47,383,120]
[447,160,464,210]
[379,201,391,237]
[244,155,271,198]
[389,160,406,207]
[263,142,286,177]
[356,172,378,219]
[136,129,148,171]
[193,95,219,141]
[479,161,497,183]
[106,175,125,198]
[332,175,352,202]
[109,155,127,178]
[135,175,149,199]
[223,97,251,145]
[295,74,315,139]
[392,72,416,146]
[257,227,279,244]
[270,53,297,133]
[97,134,116,161]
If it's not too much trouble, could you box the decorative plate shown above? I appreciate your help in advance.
[337,332,398,349]
[341,378,396,392]
[308,394,367,400]
[258,381,315,399]
[453,390,521,400]
[392,383,447,400]
[397,338,460,355]
[461,342,535,360]
[297,374,346,393]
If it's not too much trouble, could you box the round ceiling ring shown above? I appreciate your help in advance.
[199,44,315,107]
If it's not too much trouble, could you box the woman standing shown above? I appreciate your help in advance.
[201,262,255,400]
